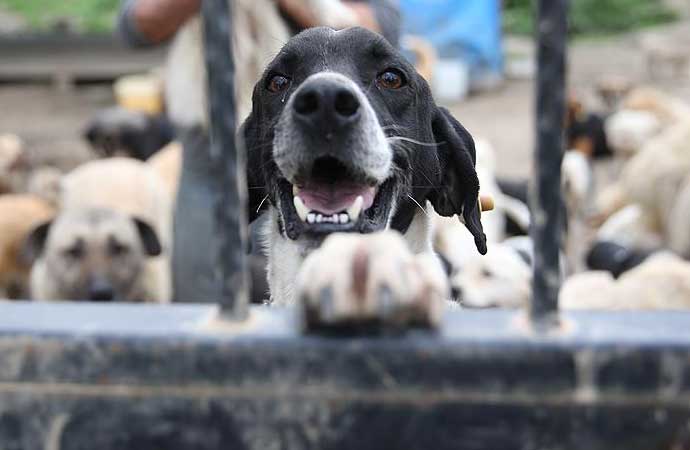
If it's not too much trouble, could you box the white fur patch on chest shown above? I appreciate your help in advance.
[264,207,434,305]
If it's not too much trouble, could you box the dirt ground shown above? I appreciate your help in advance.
[0,84,110,169]
[1,21,690,178]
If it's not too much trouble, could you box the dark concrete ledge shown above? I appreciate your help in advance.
[0,302,689,449]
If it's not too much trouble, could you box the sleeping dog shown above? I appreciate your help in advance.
[243,27,486,326]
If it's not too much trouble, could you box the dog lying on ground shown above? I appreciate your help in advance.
[0,194,55,299]
[566,94,612,159]
[604,87,690,159]
[585,240,658,279]
[0,134,66,205]
[594,106,690,247]
[243,27,487,326]
[621,118,690,241]
[28,158,173,302]
[560,252,690,310]
[84,107,174,160]
[436,230,532,309]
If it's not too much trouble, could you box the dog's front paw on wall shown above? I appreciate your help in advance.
[298,231,448,332]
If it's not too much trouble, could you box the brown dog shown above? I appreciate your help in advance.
[0,194,55,298]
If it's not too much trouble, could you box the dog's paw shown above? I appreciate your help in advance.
[298,231,448,330]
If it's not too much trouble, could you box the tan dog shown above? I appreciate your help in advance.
[61,157,172,243]
[560,253,690,310]
[50,157,173,301]
[605,87,690,158]
[622,119,690,237]
[26,208,163,302]
[0,194,55,299]
[25,166,63,206]
[0,133,27,194]
[146,141,182,198]
[0,134,65,204]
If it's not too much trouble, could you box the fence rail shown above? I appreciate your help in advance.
[1,303,690,449]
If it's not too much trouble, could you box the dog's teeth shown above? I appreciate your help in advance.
[293,196,309,222]
[307,213,316,224]
[339,213,349,224]
[292,185,298,196]
[347,196,364,221]
[316,214,323,223]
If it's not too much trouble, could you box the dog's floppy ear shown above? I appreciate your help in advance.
[22,220,53,264]
[239,115,267,224]
[429,107,487,255]
[132,218,162,256]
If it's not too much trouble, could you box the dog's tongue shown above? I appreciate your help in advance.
[296,181,376,215]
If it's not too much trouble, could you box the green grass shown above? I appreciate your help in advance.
[0,0,679,36]
[0,0,120,33]
[504,0,678,36]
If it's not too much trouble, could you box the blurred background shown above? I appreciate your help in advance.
[1,0,690,306]
[1,0,687,177]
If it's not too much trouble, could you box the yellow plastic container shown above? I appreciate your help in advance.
[114,74,164,115]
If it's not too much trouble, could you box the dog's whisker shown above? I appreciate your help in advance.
[406,163,439,190]
[256,195,269,213]
[407,195,430,218]
[387,136,439,147]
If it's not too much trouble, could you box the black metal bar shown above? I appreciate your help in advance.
[530,0,568,325]
[201,0,249,317]
[1,302,690,449]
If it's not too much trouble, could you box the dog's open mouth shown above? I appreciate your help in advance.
[293,181,376,224]
[278,156,395,238]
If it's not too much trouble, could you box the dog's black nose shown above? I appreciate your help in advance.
[88,278,115,302]
[293,80,360,131]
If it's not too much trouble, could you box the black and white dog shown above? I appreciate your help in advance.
[243,27,486,326]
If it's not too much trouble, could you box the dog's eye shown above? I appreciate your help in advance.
[266,74,291,93]
[64,244,83,259]
[376,69,406,89]
[109,239,129,256]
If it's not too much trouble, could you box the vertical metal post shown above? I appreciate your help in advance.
[530,0,568,326]
[202,0,249,318]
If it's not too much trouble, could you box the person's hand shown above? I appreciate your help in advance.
[132,0,202,44]
[277,0,380,32]
[345,2,380,32]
